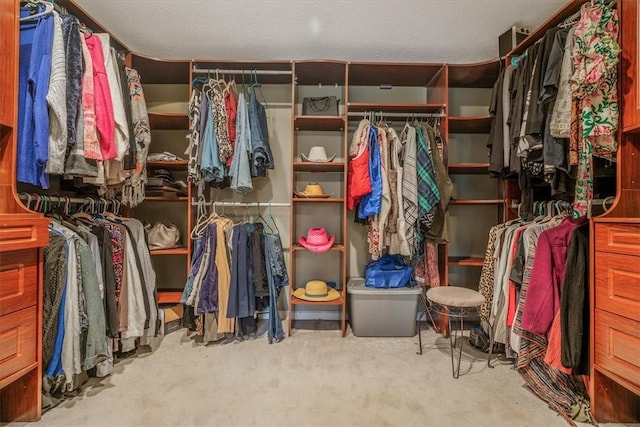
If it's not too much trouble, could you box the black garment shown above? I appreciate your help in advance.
[509,232,527,288]
[43,233,68,369]
[92,225,119,337]
[118,54,137,170]
[560,223,589,375]
[488,68,506,175]
[228,224,255,318]
[251,223,269,299]
[61,14,83,148]
[540,28,569,105]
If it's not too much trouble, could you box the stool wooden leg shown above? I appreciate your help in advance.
[487,320,496,368]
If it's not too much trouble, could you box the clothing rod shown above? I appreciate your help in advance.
[194,200,290,207]
[192,67,292,76]
[18,194,114,204]
[346,112,445,118]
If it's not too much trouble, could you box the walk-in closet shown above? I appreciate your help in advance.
[1,0,638,425]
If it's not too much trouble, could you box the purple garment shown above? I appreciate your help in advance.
[196,224,218,314]
[18,7,54,188]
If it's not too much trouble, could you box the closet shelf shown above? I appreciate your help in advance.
[150,247,188,256]
[448,60,501,88]
[291,244,345,252]
[448,163,489,174]
[448,256,484,267]
[0,119,12,129]
[157,290,184,305]
[293,162,345,172]
[290,293,345,306]
[292,197,344,203]
[148,112,189,130]
[144,196,189,202]
[347,102,445,114]
[146,160,188,170]
[448,115,492,134]
[449,199,504,205]
[294,116,345,131]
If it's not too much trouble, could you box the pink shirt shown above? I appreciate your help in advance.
[84,35,115,160]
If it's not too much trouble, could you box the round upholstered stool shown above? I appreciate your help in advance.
[426,286,485,378]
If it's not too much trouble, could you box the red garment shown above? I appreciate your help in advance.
[347,145,371,210]
[224,90,237,168]
[544,311,572,374]
[84,35,115,160]
[521,217,585,337]
[507,226,526,328]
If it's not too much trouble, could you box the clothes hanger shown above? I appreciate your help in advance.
[20,0,54,22]
[263,202,280,235]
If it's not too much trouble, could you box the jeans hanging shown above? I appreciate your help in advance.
[263,233,288,343]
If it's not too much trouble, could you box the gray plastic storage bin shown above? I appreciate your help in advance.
[348,278,422,337]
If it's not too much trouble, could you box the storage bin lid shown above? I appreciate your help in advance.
[347,278,423,295]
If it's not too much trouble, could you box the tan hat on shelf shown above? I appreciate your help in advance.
[293,280,340,302]
[301,146,336,163]
[294,183,330,198]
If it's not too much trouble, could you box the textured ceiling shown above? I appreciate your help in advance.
[73,0,567,63]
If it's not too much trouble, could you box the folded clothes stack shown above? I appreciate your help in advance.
[145,169,187,197]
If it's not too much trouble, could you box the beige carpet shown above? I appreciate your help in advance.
[15,324,610,427]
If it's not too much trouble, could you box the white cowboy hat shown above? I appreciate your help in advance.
[301,146,336,163]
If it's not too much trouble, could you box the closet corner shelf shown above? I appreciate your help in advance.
[293,162,345,172]
[448,115,492,134]
[150,247,188,256]
[292,197,344,203]
[290,293,345,306]
[148,112,189,130]
[449,199,504,205]
[448,256,484,267]
[0,118,12,129]
[448,163,489,174]
[144,196,189,202]
[291,244,345,252]
[294,115,345,131]
[347,102,445,114]
[157,290,184,305]
[146,160,188,170]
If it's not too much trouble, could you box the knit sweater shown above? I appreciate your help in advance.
[45,11,68,175]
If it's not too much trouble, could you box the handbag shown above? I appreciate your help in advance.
[302,96,339,116]
[364,255,415,288]
[145,222,181,250]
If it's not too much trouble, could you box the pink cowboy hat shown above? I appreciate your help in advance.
[298,227,335,253]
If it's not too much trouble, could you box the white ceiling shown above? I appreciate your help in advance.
[73,0,567,63]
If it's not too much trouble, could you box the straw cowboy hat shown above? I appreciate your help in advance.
[301,146,336,163]
[298,227,335,253]
[293,280,340,302]
[294,183,330,198]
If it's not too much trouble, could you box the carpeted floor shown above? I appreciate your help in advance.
[13,322,626,427]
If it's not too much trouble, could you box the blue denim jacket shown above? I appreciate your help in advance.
[248,92,274,177]
[230,92,253,192]
[201,100,225,183]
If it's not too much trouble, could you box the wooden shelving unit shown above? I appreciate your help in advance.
[448,256,484,267]
[289,60,348,337]
[448,163,490,174]
[129,54,192,305]
[449,199,504,205]
[347,102,445,114]
[448,115,492,134]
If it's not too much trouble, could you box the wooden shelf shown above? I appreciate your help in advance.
[148,112,189,130]
[294,60,346,85]
[293,162,345,172]
[290,293,345,306]
[448,115,492,134]
[291,244,345,252]
[448,60,501,88]
[292,197,344,203]
[448,163,489,174]
[294,116,345,131]
[150,247,188,256]
[348,103,445,114]
[144,196,189,202]
[448,256,484,267]
[146,160,188,170]
[449,199,504,205]
[348,62,444,86]
[157,290,184,305]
